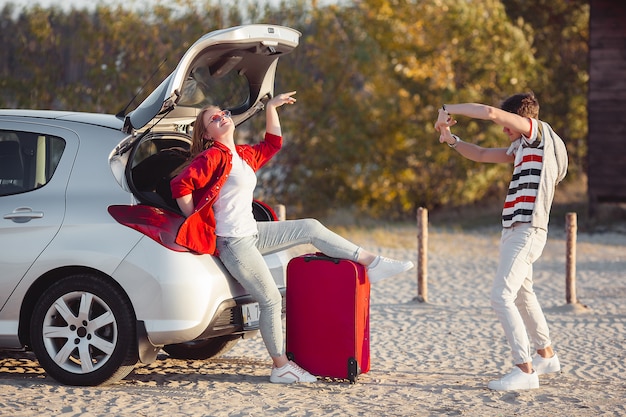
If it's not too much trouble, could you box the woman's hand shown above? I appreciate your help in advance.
[267,91,297,109]
[265,91,296,137]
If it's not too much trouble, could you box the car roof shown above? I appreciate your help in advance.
[0,109,123,130]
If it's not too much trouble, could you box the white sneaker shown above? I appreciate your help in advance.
[487,367,539,391]
[367,256,414,283]
[270,361,317,384]
[533,353,561,375]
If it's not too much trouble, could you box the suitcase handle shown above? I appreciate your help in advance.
[303,253,341,264]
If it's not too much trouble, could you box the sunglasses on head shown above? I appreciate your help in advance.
[207,110,231,125]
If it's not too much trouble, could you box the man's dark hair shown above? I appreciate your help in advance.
[500,92,539,118]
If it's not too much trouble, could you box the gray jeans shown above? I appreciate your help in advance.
[216,218,361,358]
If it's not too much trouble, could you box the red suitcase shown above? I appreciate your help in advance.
[286,253,370,383]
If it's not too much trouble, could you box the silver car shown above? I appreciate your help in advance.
[0,24,301,386]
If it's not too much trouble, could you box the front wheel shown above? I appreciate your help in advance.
[30,274,138,386]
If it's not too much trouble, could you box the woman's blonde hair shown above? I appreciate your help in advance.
[189,105,221,158]
[170,105,221,177]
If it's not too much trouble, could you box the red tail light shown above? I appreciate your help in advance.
[108,205,189,252]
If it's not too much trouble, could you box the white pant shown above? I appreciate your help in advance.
[490,223,551,365]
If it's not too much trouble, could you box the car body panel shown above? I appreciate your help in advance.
[109,237,240,346]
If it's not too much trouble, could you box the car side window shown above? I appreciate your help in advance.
[0,130,66,196]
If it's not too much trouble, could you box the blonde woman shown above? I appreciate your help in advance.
[171,91,414,383]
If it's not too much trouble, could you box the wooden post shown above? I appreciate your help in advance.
[415,207,428,303]
[565,212,578,304]
[274,204,286,221]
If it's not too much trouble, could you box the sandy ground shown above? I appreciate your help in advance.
[1,224,625,417]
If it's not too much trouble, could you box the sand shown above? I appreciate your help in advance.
[1,224,625,417]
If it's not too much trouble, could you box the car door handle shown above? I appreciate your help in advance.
[3,207,45,223]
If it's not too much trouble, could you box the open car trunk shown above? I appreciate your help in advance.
[114,24,300,220]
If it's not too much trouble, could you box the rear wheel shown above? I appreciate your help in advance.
[163,336,240,360]
[30,274,138,386]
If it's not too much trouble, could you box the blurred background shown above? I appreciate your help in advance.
[1,0,620,227]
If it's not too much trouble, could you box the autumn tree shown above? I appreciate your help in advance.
[0,0,589,220]
[501,0,589,177]
[266,0,540,218]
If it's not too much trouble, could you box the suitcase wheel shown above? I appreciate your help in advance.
[348,357,360,384]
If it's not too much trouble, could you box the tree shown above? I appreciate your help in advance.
[263,0,540,218]
[0,0,588,220]
[501,0,589,178]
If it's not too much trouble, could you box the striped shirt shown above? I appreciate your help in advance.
[502,119,544,228]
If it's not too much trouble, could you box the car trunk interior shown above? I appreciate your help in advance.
[128,133,276,222]
[128,133,191,213]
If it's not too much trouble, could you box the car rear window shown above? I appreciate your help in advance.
[178,66,249,110]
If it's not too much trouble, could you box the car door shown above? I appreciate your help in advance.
[0,121,78,310]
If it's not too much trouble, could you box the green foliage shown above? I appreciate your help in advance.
[267,0,544,218]
[0,0,589,219]
[501,0,589,177]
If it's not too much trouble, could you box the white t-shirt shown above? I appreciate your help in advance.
[502,118,544,227]
[214,151,259,237]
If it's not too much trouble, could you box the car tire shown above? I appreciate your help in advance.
[162,336,240,360]
[29,274,138,386]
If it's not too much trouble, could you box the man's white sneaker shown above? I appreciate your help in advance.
[533,353,561,375]
[270,361,317,384]
[487,367,539,391]
[367,256,414,283]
